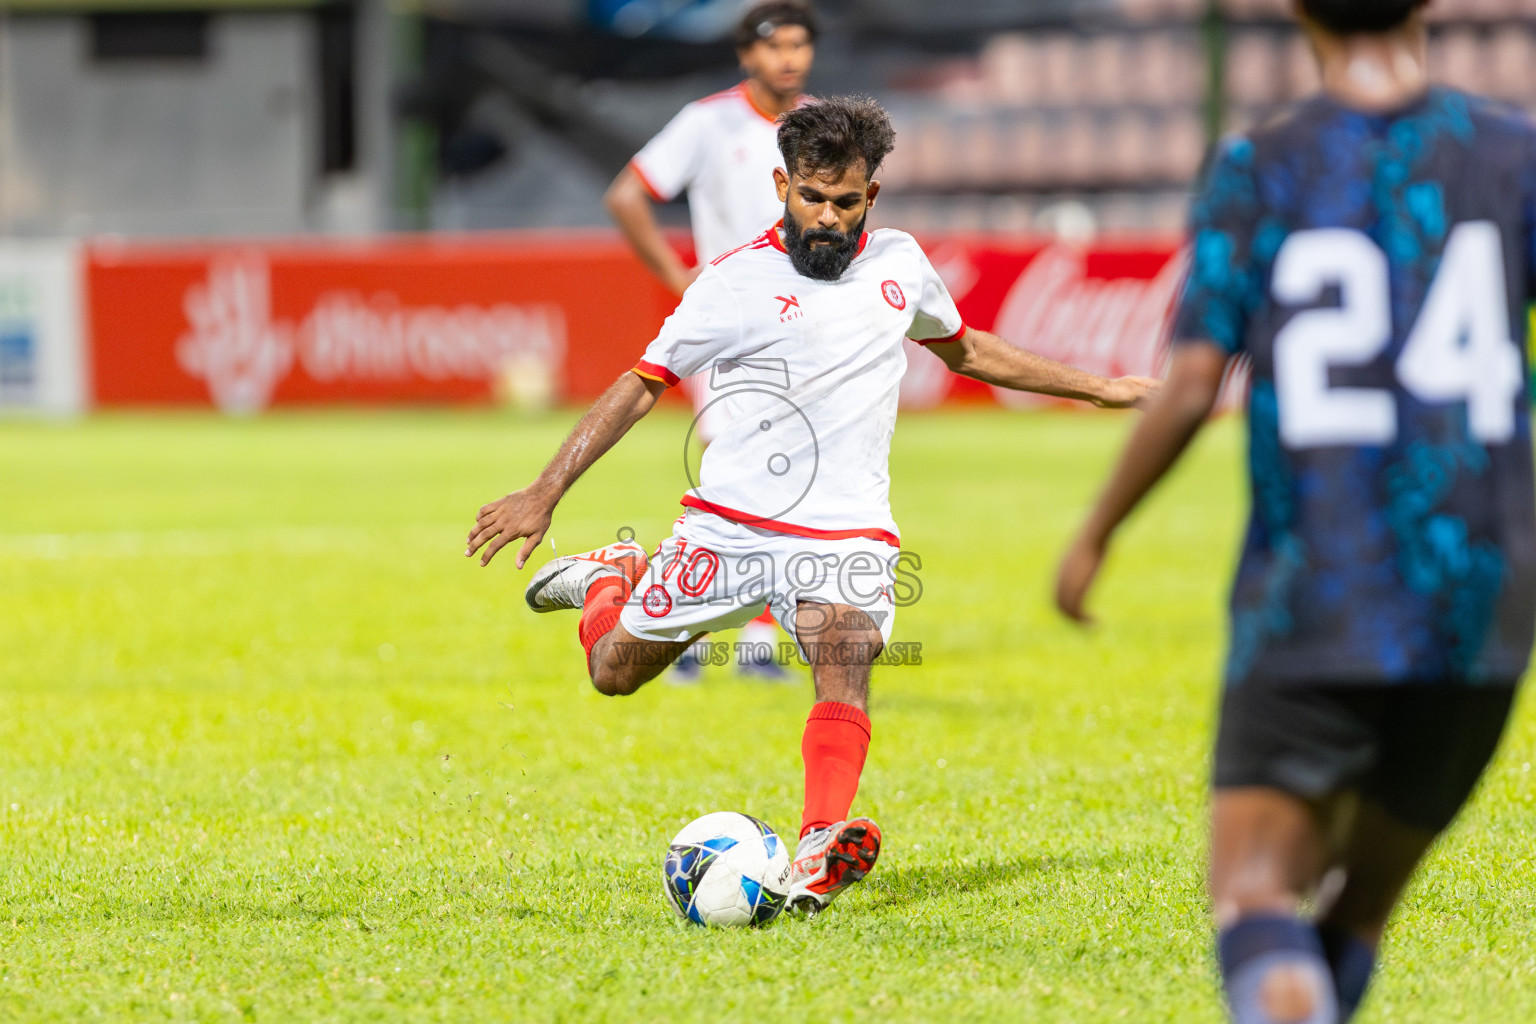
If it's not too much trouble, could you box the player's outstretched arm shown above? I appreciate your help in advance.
[604,167,700,298]
[925,328,1161,408]
[1054,342,1229,624]
[465,372,667,569]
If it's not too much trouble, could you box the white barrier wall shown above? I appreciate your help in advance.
[0,240,86,416]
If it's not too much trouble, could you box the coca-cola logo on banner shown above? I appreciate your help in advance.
[989,244,1187,407]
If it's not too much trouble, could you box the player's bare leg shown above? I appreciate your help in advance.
[521,538,696,697]
[588,625,700,697]
[1211,791,1439,1024]
[1308,801,1436,1020]
[1210,789,1330,923]
[1210,788,1337,1024]
[1315,800,1433,944]
[786,601,883,914]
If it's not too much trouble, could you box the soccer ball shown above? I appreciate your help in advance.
[662,811,791,927]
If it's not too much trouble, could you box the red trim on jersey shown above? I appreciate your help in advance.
[736,83,782,125]
[697,84,743,106]
[633,360,680,387]
[710,231,776,266]
[680,494,900,548]
[913,324,968,347]
[768,221,790,253]
[698,82,811,121]
[694,83,777,124]
[627,160,668,202]
[767,220,871,258]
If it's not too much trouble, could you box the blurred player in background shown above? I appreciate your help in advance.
[1057,2,1535,1022]
[470,97,1158,914]
[604,0,818,682]
[605,0,814,296]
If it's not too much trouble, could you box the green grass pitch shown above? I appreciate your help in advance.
[3,407,1535,1022]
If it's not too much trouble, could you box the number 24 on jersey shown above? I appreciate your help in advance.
[1272,221,1524,449]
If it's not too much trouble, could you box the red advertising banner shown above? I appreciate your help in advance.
[87,234,679,412]
[84,232,1189,411]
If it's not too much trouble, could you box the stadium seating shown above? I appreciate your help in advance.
[875,0,1536,234]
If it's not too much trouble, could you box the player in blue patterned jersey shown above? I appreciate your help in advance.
[1056,2,1536,1023]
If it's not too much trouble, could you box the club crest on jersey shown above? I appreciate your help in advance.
[881,280,906,310]
[642,584,673,618]
[776,295,803,323]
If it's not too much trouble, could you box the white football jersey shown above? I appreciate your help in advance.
[633,223,966,545]
[629,84,796,263]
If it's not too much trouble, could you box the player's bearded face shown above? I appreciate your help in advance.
[783,206,864,281]
[777,162,877,282]
[782,197,866,282]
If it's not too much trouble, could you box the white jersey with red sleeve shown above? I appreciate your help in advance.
[632,223,965,546]
[628,83,792,263]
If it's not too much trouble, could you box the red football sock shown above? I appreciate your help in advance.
[579,576,632,673]
[800,701,871,838]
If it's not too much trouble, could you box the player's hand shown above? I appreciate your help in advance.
[1092,376,1163,410]
[1055,532,1106,625]
[465,487,555,569]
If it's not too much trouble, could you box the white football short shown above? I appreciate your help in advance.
[619,510,899,656]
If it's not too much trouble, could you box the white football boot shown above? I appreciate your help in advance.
[524,540,648,613]
[785,817,882,915]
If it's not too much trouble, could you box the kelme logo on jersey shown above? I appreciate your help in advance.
[881,280,906,310]
[775,295,803,323]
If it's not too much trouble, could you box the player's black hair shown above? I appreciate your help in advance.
[733,0,818,51]
[1298,0,1428,34]
[777,95,895,180]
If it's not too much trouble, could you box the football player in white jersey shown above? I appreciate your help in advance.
[604,1,817,681]
[604,0,815,291]
[468,97,1160,914]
